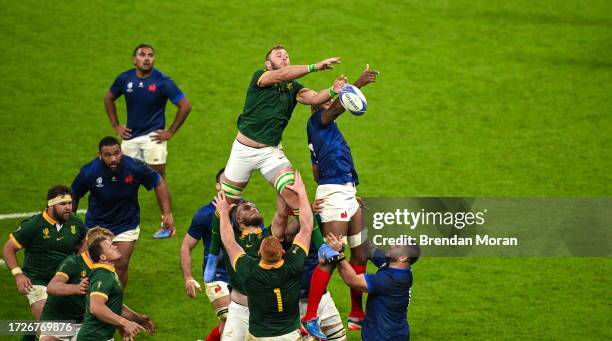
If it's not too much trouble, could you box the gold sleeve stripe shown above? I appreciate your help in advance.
[9,233,23,250]
[293,241,308,254]
[91,292,108,300]
[232,253,246,271]
[56,272,69,280]
[256,71,268,87]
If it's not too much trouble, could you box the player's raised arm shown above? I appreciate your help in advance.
[284,171,314,249]
[258,53,341,87]
[214,192,244,269]
[321,64,379,125]
[297,75,348,106]
[326,233,369,293]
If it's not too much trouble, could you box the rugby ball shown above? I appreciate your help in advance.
[339,85,367,115]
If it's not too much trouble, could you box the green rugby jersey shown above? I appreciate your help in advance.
[224,226,270,294]
[9,211,87,285]
[235,242,307,337]
[237,68,305,146]
[77,264,123,341]
[40,252,94,322]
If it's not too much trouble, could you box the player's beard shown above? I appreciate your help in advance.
[241,215,264,227]
[51,208,69,224]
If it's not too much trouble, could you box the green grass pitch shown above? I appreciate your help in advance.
[1,1,611,340]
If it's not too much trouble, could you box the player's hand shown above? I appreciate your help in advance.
[185,278,201,298]
[161,213,174,230]
[284,171,306,196]
[332,74,349,94]
[316,57,341,71]
[311,198,325,213]
[15,273,33,295]
[138,315,156,335]
[151,129,173,143]
[325,232,344,252]
[114,125,132,139]
[120,320,145,341]
[213,192,236,216]
[354,64,379,88]
[74,277,89,295]
[356,196,367,209]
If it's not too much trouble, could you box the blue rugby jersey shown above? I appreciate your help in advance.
[187,202,229,282]
[71,155,160,235]
[307,109,359,185]
[363,266,413,341]
[110,68,185,138]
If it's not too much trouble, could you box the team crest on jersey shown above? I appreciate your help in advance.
[127,82,133,93]
[81,270,86,278]
[43,228,50,239]
[96,177,104,188]
[148,84,157,92]
[71,225,76,234]
[124,175,134,184]
[287,83,293,90]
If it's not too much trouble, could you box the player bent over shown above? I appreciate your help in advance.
[302,65,379,336]
[76,237,155,341]
[324,233,419,341]
[180,168,230,341]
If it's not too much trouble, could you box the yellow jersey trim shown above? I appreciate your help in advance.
[92,263,116,273]
[258,259,285,269]
[42,210,57,225]
[81,252,94,269]
[56,272,69,280]
[9,233,23,250]
[293,241,308,254]
[232,253,246,271]
[91,291,108,300]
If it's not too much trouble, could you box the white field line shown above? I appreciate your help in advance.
[0,209,86,220]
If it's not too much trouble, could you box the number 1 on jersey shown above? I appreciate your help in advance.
[274,288,283,312]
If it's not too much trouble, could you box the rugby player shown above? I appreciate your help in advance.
[302,65,379,335]
[180,168,230,341]
[71,136,173,288]
[217,170,315,340]
[103,43,192,239]
[325,233,419,341]
[3,186,87,341]
[39,227,114,341]
[76,236,155,341]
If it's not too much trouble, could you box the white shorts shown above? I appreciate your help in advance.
[221,301,250,341]
[26,284,47,305]
[224,139,292,183]
[40,323,81,341]
[112,226,140,242]
[122,132,167,165]
[299,292,342,329]
[245,330,301,341]
[315,184,359,223]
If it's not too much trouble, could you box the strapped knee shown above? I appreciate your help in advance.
[221,181,244,200]
[274,171,295,194]
[348,229,367,248]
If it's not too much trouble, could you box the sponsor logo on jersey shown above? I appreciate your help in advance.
[71,225,76,234]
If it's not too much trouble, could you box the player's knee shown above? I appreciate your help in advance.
[348,229,367,249]
[274,171,295,194]
[221,180,244,200]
